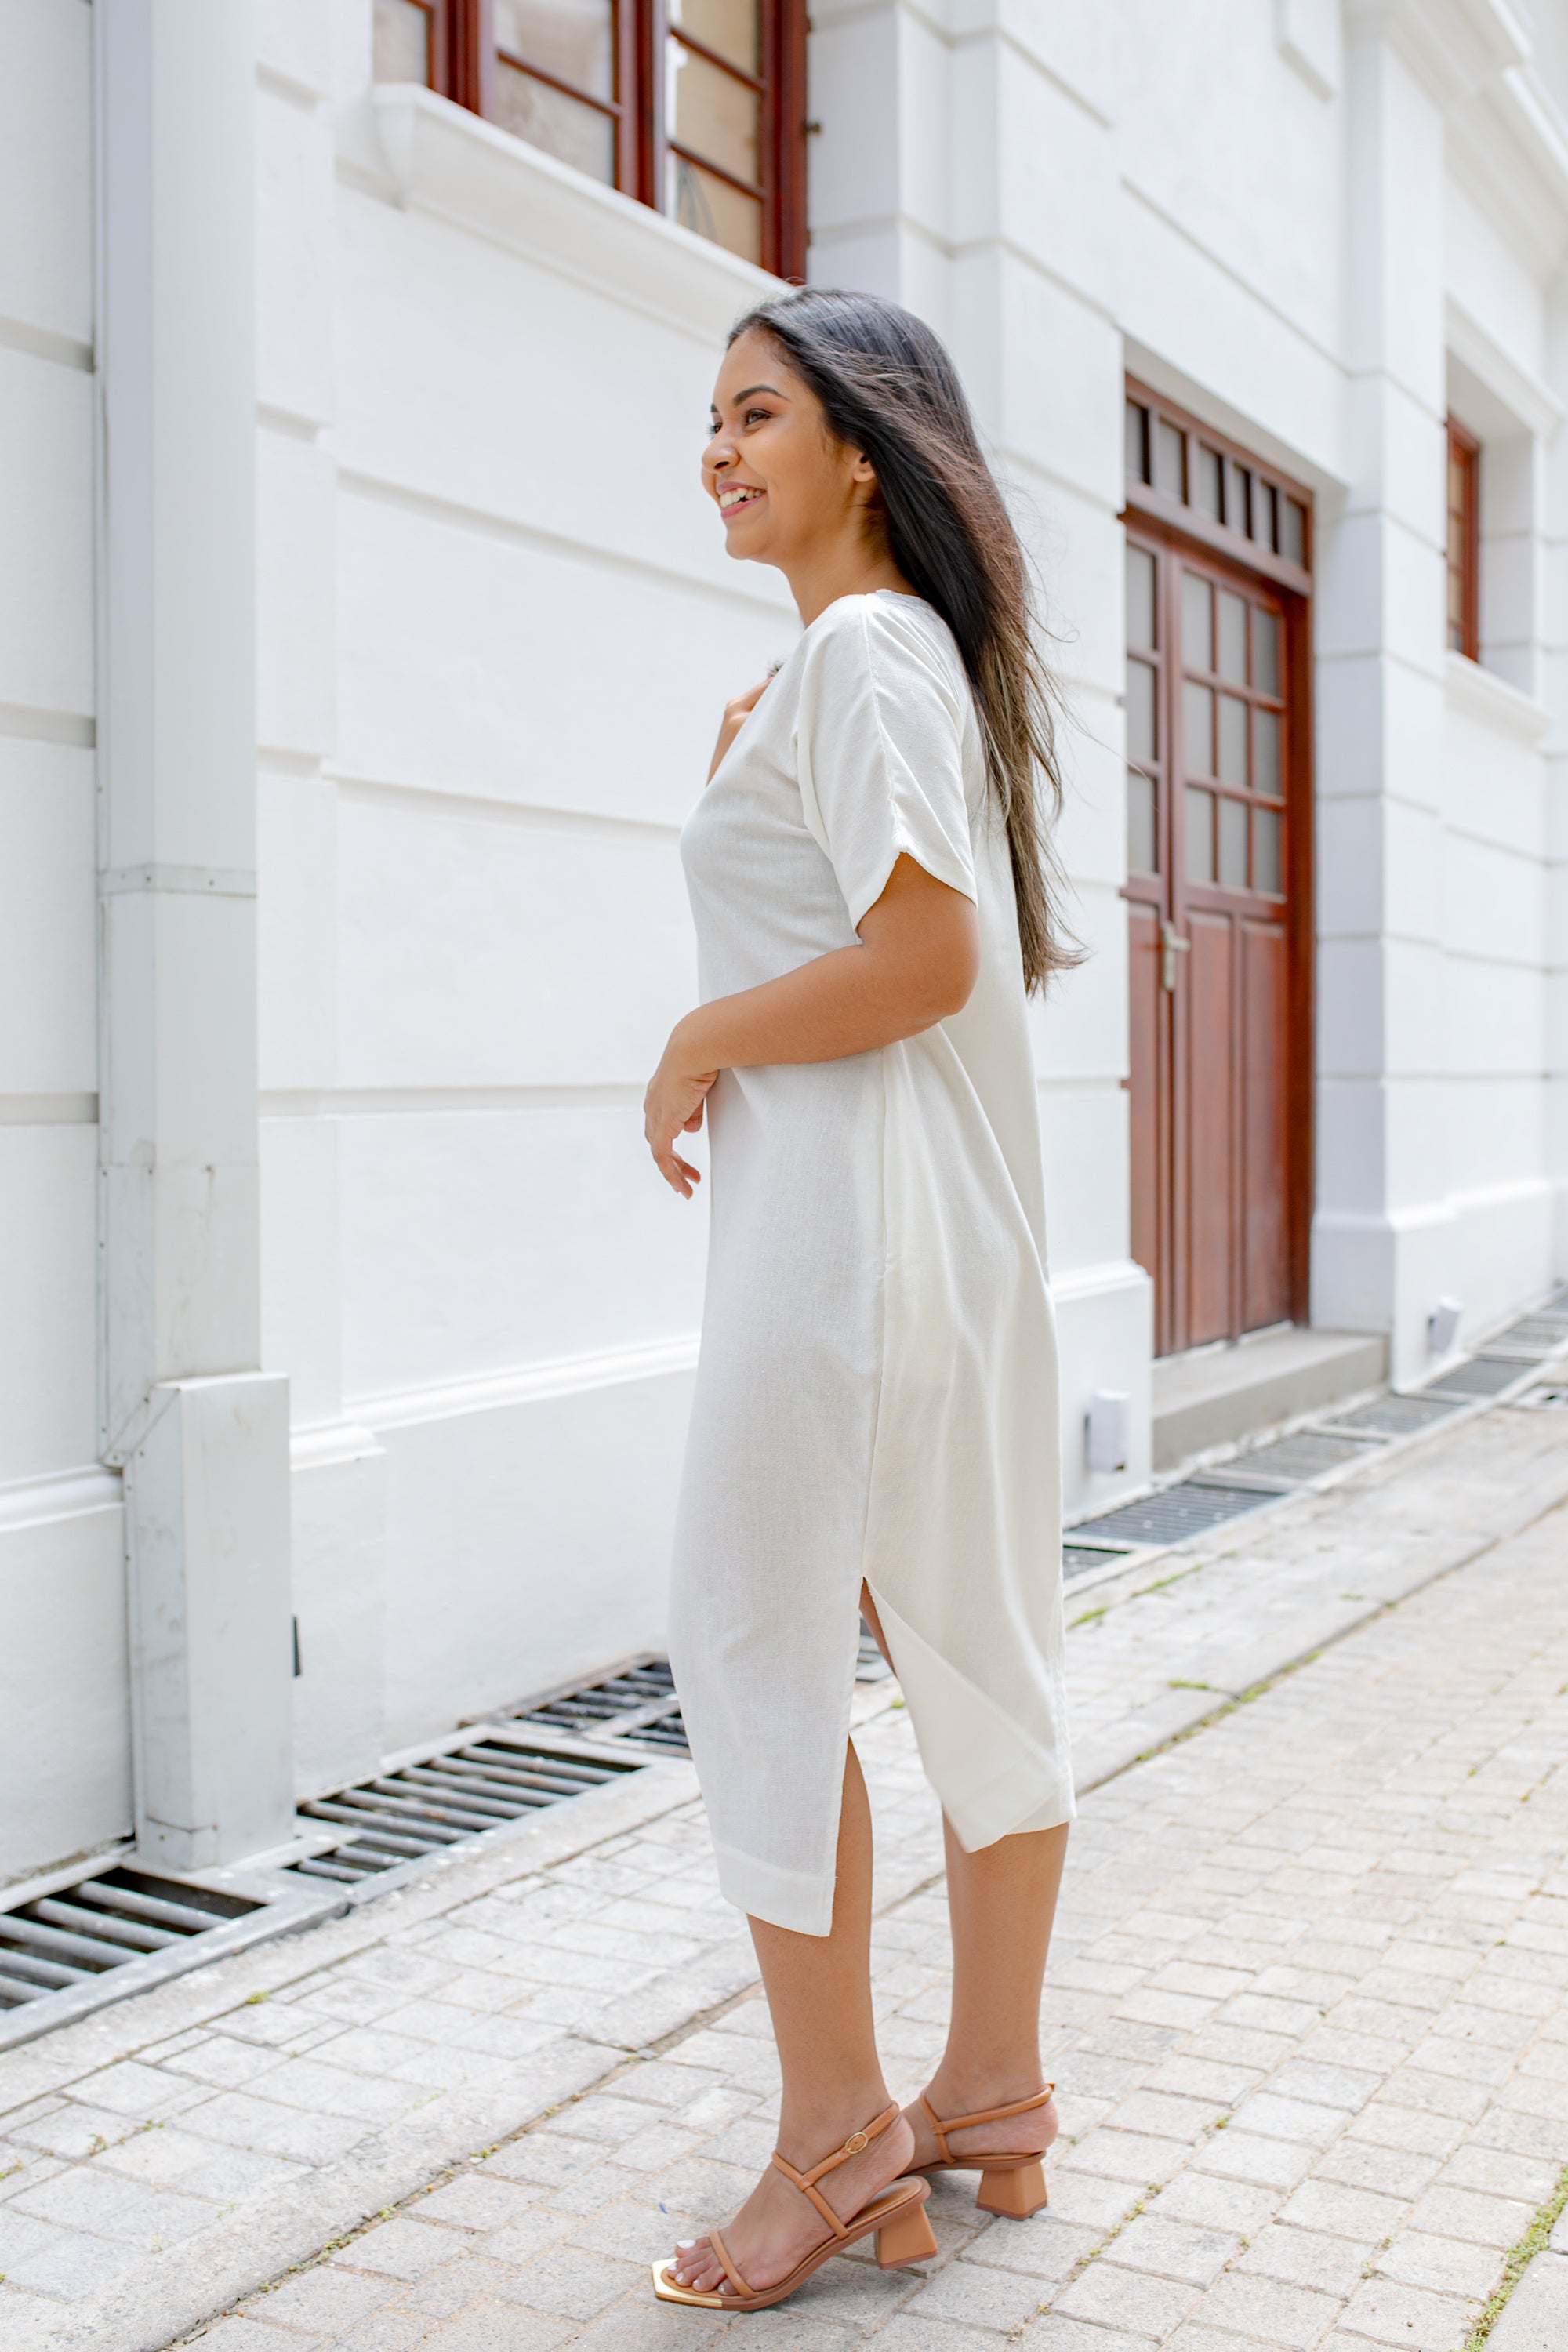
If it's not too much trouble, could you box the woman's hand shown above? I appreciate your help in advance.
[708,675,773,780]
[644,1020,719,1197]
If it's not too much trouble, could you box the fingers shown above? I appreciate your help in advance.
[656,1149,702,1198]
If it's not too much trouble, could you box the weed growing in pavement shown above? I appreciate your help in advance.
[1069,1604,1109,1628]
[1458,2155,1568,2350]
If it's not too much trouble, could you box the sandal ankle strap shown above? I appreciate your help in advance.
[920,2085,1055,2165]
[771,2101,902,2238]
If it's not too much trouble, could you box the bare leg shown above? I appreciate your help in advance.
[904,1816,1069,2166]
[666,1740,916,2295]
[856,1585,1069,2168]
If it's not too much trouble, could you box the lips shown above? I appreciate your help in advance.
[718,484,764,514]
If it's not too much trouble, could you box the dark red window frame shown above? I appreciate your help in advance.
[379,0,808,280]
[1446,416,1480,662]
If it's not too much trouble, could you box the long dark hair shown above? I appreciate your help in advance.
[728,287,1079,990]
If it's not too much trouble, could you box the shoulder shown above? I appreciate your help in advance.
[801,593,966,712]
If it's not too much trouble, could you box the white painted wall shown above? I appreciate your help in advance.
[5,0,1567,1886]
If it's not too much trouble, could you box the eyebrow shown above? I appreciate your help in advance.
[711,383,786,415]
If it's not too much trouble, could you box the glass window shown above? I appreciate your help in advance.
[1182,572,1212,674]
[1218,695,1247,786]
[1184,681,1214,778]
[375,0,434,80]
[1195,445,1224,521]
[1217,591,1247,684]
[1253,608,1280,698]
[1447,418,1479,659]
[1127,659,1157,764]
[374,1,803,273]
[1185,787,1215,883]
[1127,771,1158,876]
[1125,401,1150,487]
[1219,793,1248,888]
[1254,805,1282,894]
[1154,419,1186,503]
[1126,545,1156,652]
[1254,706,1281,797]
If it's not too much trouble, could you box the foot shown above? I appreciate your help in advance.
[903,2080,1058,2170]
[666,2111,916,2298]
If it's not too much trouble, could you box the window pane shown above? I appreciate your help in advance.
[374,0,431,81]
[1218,694,1247,785]
[1255,480,1278,552]
[1181,571,1212,673]
[1185,786,1215,883]
[1128,770,1157,876]
[669,0,758,73]
[1154,418,1185,502]
[1196,445,1224,521]
[1254,706,1281,796]
[1217,589,1247,683]
[1229,461,1251,537]
[666,151,761,260]
[1125,400,1149,485]
[1254,804,1282,894]
[1219,793,1247,887]
[495,62,615,180]
[496,0,614,100]
[1127,658,1157,763]
[1184,681,1214,776]
[669,39,758,184]
[1282,497,1306,566]
[1126,545,1156,652]
[1253,607,1280,696]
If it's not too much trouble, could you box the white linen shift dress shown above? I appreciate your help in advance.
[669,588,1074,1937]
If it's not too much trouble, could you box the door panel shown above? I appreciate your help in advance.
[1127,900,1162,1293]
[1185,911,1234,1345]
[1242,919,1290,1330]
[1123,517,1308,1354]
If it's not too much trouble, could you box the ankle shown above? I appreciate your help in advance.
[776,2082,898,2164]
[925,2059,1047,2116]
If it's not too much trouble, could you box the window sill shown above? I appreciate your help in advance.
[358,85,779,341]
[1443,651,1551,745]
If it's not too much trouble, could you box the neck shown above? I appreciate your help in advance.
[783,535,918,629]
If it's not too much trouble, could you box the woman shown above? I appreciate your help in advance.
[643,288,1076,2315]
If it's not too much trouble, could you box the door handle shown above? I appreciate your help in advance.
[1160,921,1190,993]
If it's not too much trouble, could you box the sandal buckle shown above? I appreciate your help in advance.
[842,2130,869,2154]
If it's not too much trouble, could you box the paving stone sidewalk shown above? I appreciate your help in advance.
[1,1403,1566,2352]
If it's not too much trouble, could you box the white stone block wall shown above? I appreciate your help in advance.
[3,0,1568,1889]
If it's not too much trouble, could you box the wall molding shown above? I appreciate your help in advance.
[1445,649,1552,742]
[0,1465,123,1534]
[1446,296,1563,439]
[350,1334,700,1432]
[261,1083,642,1118]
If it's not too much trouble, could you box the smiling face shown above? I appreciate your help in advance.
[702,328,881,580]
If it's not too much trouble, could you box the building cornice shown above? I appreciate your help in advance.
[1345,0,1526,108]
[1446,296,1563,438]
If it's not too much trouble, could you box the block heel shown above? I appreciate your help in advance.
[977,2158,1047,2220]
[913,2085,1056,2220]
[876,2200,939,2267]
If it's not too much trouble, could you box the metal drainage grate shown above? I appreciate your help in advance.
[1071,1479,1289,1550]
[1423,1356,1530,1399]
[287,1732,651,1886]
[0,1867,260,2015]
[1218,1429,1385,1486]
[1495,1314,1568,1352]
[1064,1542,1135,1580]
[501,1657,690,1756]
[1327,1393,1465,1438]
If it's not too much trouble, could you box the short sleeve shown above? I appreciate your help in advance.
[793,597,977,929]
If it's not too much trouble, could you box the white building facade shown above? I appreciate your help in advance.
[4,0,1566,1890]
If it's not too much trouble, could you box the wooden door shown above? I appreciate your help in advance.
[1124,527,1308,1356]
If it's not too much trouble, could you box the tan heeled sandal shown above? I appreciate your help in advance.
[651,2100,936,2311]
[914,2085,1056,2219]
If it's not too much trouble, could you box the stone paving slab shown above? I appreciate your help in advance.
[1487,2249,1568,2350]
[1,1404,1566,2351]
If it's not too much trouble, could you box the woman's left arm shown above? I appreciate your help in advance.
[644,855,979,1196]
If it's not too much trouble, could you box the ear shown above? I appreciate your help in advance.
[849,449,877,484]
